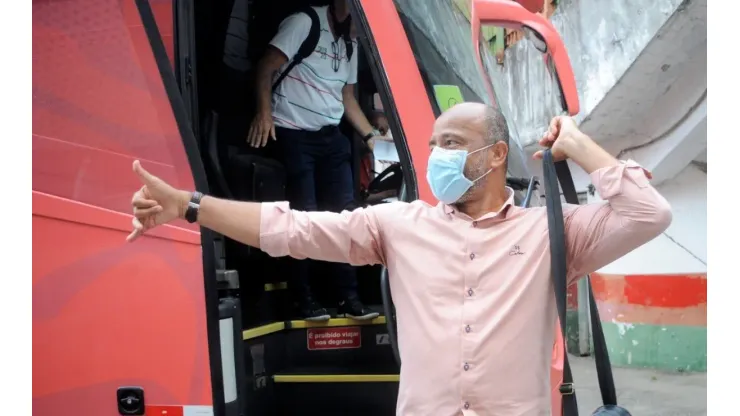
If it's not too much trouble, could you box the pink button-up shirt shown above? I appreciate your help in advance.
[260,160,671,416]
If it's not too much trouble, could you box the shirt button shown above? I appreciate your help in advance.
[472,221,478,227]
[467,288,474,297]
[469,253,475,260]
[464,402,470,409]
[465,325,471,333]
[464,363,470,371]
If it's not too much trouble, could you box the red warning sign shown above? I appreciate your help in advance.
[145,405,213,416]
[307,327,362,350]
[146,405,184,416]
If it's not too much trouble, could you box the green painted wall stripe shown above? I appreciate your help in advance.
[600,322,706,372]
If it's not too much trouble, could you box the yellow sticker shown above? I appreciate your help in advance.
[433,85,465,112]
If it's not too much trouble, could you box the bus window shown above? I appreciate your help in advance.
[477,23,568,151]
[392,0,532,181]
[394,0,489,111]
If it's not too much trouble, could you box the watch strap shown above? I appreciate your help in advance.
[363,129,380,142]
[185,191,203,224]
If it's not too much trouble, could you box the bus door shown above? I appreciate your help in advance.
[32,0,225,414]
[469,0,580,413]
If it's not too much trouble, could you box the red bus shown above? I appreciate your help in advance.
[32,0,578,414]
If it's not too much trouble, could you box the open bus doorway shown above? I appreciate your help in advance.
[153,0,415,414]
[170,0,412,327]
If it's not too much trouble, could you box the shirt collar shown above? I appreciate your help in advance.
[442,187,516,220]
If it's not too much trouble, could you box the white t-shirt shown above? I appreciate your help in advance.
[269,6,358,131]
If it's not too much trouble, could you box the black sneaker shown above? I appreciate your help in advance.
[299,298,331,322]
[338,295,379,321]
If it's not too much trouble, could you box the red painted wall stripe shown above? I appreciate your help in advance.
[591,273,707,308]
[566,284,578,309]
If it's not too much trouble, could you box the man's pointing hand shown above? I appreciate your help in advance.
[127,160,190,242]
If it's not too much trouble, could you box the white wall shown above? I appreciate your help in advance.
[596,163,707,275]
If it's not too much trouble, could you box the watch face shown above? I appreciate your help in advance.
[185,196,200,223]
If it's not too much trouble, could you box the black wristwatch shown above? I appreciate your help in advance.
[185,191,204,224]
[363,129,381,143]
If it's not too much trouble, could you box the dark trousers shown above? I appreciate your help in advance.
[273,125,358,301]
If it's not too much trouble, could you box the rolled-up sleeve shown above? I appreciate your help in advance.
[564,160,673,283]
[259,202,388,266]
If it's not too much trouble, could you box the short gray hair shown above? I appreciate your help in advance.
[483,105,510,146]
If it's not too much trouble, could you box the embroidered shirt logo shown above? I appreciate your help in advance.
[509,245,524,256]
[315,46,329,59]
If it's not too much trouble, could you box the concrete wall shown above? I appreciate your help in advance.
[491,0,683,147]
[596,164,706,274]
[591,164,707,372]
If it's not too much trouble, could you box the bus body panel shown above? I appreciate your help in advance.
[32,0,212,413]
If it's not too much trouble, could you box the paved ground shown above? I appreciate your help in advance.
[569,355,707,415]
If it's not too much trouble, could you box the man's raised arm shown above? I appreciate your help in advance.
[128,161,388,267]
[534,117,673,283]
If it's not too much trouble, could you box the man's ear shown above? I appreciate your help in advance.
[489,141,509,169]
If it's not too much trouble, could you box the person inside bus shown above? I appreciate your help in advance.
[127,103,672,415]
[244,0,381,321]
[369,111,399,175]
[359,111,399,203]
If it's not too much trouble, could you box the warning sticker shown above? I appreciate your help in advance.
[147,406,184,416]
[307,327,361,350]
[145,405,213,416]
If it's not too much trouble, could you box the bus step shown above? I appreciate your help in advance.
[273,366,399,416]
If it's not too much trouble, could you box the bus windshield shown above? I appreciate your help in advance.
[477,21,568,151]
[393,0,568,183]
[393,0,531,180]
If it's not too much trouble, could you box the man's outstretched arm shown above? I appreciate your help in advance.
[128,161,388,267]
[198,197,388,266]
[196,196,263,248]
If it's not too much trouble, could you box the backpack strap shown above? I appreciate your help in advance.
[542,151,619,415]
[271,6,320,92]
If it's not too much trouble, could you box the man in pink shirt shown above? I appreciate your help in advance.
[128,103,671,415]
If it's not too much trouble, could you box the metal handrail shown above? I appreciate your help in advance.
[380,267,401,366]
[379,182,406,368]
[522,176,538,208]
